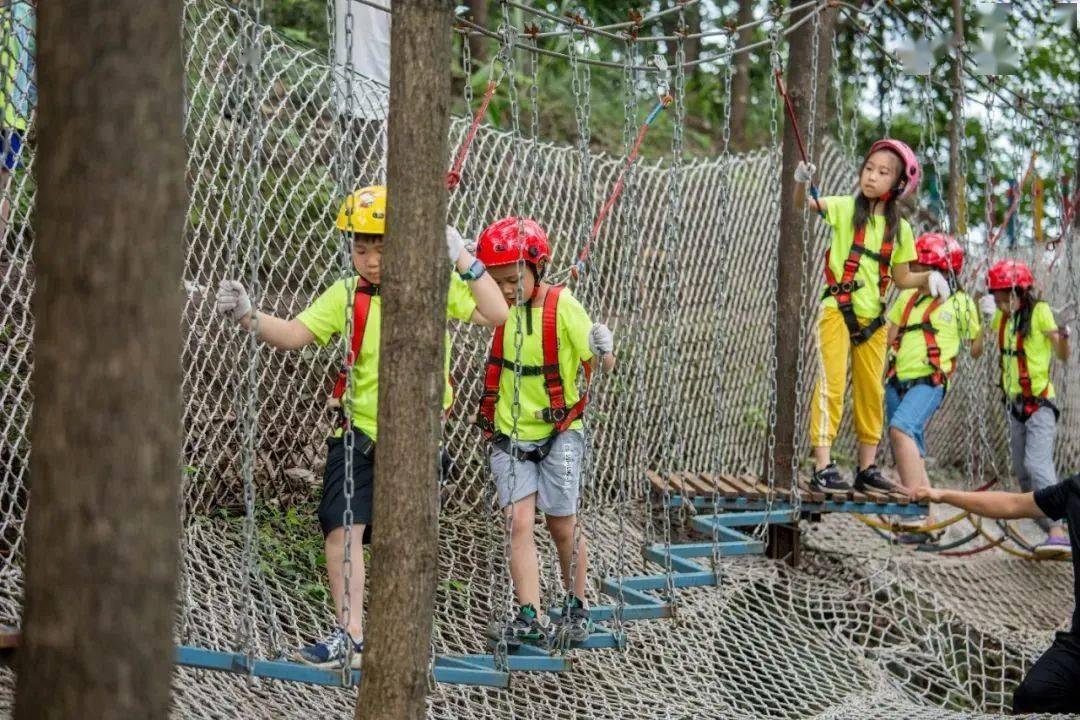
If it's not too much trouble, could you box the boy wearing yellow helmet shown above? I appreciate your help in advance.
[215,186,507,668]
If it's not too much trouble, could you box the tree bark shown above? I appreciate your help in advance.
[355,1,453,719]
[948,0,964,233]
[467,0,487,62]
[15,2,185,719]
[770,4,836,566]
[729,0,756,152]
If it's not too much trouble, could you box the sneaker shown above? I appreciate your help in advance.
[810,463,852,495]
[295,627,363,668]
[897,531,938,546]
[854,464,898,493]
[487,604,551,647]
[559,594,594,644]
[1034,535,1072,559]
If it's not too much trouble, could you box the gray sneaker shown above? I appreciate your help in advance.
[559,594,594,644]
[295,627,362,668]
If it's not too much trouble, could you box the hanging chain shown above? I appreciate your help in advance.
[759,20,783,540]
[338,0,358,681]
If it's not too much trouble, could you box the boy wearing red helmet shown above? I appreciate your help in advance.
[980,258,1072,556]
[793,139,945,496]
[883,233,982,542]
[214,186,508,668]
[473,217,615,647]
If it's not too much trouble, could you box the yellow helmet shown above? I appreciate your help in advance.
[335,185,387,235]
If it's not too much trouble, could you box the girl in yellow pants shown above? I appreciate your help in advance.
[793,139,941,494]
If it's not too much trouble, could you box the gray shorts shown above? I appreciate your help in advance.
[491,430,585,516]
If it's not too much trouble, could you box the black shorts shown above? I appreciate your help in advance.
[318,434,375,542]
[1013,631,1080,714]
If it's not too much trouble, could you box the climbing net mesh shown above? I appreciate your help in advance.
[2,2,1079,718]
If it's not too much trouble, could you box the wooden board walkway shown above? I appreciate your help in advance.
[647,471,929,515]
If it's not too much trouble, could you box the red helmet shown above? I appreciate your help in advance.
[476,217,551,271]
[987,259,1034,291]
[915,232,964,273]
[866,138,921,200]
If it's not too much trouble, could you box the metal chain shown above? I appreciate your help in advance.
[338,0,358,681]
[760,20,782,540]
[709,58,736,575]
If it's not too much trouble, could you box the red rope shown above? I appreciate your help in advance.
[446,79,498,191]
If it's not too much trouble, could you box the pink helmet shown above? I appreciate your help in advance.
[866,139,921,200]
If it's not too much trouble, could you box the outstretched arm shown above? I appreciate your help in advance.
[447,226,508,327]
[910,486,1046,520]
[216,280,316,351]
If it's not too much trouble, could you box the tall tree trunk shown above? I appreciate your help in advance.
[948,0,965,233]
[467,0,487,62]
[729,0,756,152]
[15,2,185,719]
[355,1,453,718]
[770,3,837,566]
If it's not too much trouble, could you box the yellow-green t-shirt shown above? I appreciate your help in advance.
[992,302,1057,399]
[494,289,594,441]
[821,195,916,319]
[297,274,477,440]
[887,289,980,382]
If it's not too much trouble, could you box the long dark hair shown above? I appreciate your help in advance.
[852,149,907,245]
[1013,288,1039,339]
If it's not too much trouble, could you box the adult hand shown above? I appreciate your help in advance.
[793,160,816,185]
[927,271,952,300]
[215,280,252,321]
[588,323,613,357]
[446,225,466,263]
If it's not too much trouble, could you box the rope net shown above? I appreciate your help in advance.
[1,2,1078,717]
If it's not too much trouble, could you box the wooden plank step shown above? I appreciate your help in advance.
[724,474,763,500]
[0,626,19,650]
[753,480,793,502]
[796,479,825,504]
[696,473,739,499]
[711,474,746,498]
[681,471,715,497]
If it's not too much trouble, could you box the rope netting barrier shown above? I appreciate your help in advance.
[0,1,1078,718]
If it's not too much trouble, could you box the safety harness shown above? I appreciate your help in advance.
[886,292,949,397]
[998,316,1057,423]
[329,277,379,455]
[477,285,591,461]
[822,223,893,345]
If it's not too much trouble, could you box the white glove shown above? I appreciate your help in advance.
[588,323,613,356]
[794,160,816,185]
[927,271,952,300]
[445,225,466,263]
[215,279,252,321]
[978,294,998,318]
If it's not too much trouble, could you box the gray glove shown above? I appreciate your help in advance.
[588,323,613,356]
[446,225,466,263]
[927,271,952,300]
[978,294,997,318]
[794,161,816,185]
[215,279,252,321]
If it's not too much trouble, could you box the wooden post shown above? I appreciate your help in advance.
[355,1,453,718]
[728,0,755,152]
[769,4,836,566]
[15,1,185,718]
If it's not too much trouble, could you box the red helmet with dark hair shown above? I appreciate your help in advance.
[987,259,1034,291]
[475,217,551,271]
[915,232,964,273]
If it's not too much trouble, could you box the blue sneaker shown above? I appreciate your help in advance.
[559,594,595,644]
[295,627,362,668]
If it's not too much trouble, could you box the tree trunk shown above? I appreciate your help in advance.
[355,1,453,719]
[14,2,185,719]
[467,0,487,62]
[769,4,837,566]
[729,0,756,152]
[948,0,964,233]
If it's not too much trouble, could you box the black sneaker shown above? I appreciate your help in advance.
[854,464,897,493]
[558,594,594,644]
[487,604,551,647]
[810,463,852,495]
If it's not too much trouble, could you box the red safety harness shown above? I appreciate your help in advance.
[477,285,591,443]
[330,278,379,430]
[886,293,949,394]
[823,224,893,345]
[998,317,1054,422]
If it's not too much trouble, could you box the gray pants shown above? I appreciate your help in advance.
[1009,406,1061,532]
[491,430,585,517]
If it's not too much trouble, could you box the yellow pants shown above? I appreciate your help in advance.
[809,306,887,448]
